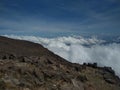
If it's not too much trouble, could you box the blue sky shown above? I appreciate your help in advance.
[0,0,120,37]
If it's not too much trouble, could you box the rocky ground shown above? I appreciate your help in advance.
[0,36,120,90]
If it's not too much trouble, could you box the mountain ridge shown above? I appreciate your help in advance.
[0,36,120,90]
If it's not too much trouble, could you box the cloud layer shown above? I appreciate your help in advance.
[4,35,120,76]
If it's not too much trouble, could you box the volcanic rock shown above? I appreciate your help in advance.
[0,36,120,90]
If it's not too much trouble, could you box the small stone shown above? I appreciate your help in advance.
[104,78,116,84]
[2,56,7,60]
[103,67,115,75]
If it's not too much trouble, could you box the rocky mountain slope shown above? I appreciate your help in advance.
[0,36,120,90]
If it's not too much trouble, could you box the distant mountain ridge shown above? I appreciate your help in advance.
[0,36,120,90]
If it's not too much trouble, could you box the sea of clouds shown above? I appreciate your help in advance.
[4,35,120,76]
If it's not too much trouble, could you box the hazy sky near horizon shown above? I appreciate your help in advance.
[0,0,120,36]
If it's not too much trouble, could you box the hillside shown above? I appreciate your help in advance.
[0,36,120,90]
